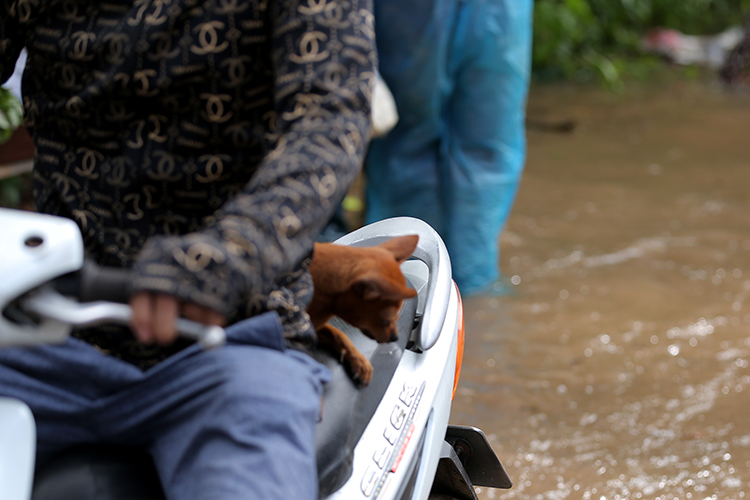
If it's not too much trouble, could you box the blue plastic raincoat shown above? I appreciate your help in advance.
[366,0,533,295]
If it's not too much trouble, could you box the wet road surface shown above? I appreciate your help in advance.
[449,77,750,500]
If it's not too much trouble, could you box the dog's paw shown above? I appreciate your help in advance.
[346,351,373,386]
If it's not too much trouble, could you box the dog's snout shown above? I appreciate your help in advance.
[389,332,398,343]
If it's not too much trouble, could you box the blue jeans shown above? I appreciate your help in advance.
[366,0,533,294]
[0,313,331,500]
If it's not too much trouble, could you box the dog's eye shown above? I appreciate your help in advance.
[380,318,391,326]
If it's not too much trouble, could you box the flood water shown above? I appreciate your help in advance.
[450,77,750,500]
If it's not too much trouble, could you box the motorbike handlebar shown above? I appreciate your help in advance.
[43,262,227,349]
[54,260,132,304]
[80,261,133,304]
[0,208,225,349]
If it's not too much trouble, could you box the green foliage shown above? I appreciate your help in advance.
[0,175,24,207]
[532,0,750,87]
[0,86,26,207]
[0,87,23,144]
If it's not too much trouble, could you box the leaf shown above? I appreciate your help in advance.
[0,110,10,130]
[0,87,23,145]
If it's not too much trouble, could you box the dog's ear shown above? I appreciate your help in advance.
[353,274,418,301]
[379,235,419,263]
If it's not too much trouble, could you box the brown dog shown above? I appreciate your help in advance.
[307,235,419,385]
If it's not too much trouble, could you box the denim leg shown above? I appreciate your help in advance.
[0,338,144,462]
[86,315,331,500]
[0,312,331,500]
[138,346,329,500]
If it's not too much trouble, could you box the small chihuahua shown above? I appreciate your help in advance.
[307,235,419,385]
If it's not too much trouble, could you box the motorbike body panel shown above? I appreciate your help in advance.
[325,282,460,500]
[0,398,36,500]
[0,208,83,346]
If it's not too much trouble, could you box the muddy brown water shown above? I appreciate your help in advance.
[449,78,750,500]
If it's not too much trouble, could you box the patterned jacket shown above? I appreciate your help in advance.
[1,0,375,367]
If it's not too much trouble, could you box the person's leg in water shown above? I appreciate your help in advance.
[367,0,532,296]
[441,0,532,295]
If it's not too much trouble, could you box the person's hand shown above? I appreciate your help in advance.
[130,292,226,345]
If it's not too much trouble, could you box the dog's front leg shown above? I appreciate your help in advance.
[317,323,373,385]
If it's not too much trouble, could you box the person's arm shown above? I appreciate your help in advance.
[131,0,377,344]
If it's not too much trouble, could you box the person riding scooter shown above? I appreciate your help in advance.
[0,0,376,496]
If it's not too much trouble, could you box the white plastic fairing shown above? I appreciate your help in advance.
[325,283,460,500]
[0,208,85,298]
[0,208,84,346]
[0,398,36,500]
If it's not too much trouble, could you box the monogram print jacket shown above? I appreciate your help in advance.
[1,0,376,367]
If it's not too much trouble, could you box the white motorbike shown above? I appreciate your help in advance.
[0,207,511,500]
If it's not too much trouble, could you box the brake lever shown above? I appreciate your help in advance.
[22,288,226,349]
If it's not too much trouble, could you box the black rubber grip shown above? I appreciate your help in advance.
[78,261,132,304]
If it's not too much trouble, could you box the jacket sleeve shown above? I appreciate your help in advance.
[132,0,376,317]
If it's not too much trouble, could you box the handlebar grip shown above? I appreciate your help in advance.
[49,261,226,348]
[79,261,132,304]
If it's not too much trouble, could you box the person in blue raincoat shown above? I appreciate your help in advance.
[366,0,533,295]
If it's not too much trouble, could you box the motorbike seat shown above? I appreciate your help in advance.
[31,295,418,500]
